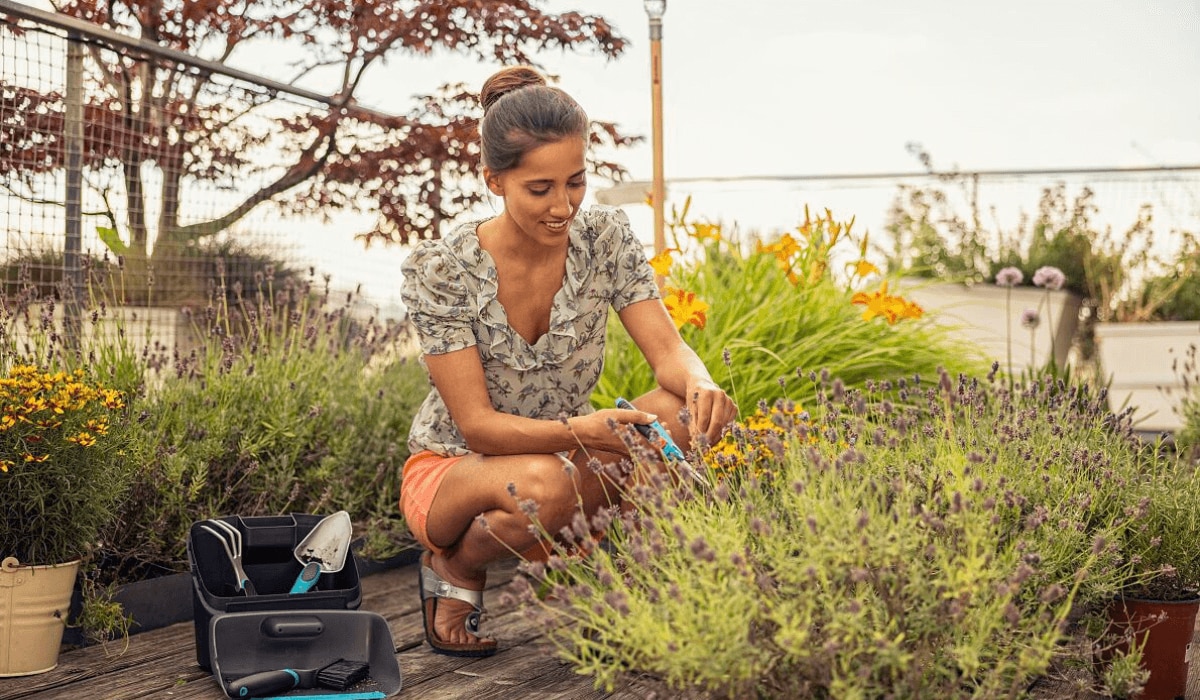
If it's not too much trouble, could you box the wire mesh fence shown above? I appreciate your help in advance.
[1,4,413,356]
[3,3,1199,356]
[663,167,1200,264]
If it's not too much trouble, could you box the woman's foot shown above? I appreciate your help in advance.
[419,551,498,656]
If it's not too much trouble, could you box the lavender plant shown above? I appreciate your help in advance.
[103,271,425,577]
[1175,344,1200,464]
[513,366,1166,698]
[3,261,427,581]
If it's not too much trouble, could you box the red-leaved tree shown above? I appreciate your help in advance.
[0,1,638,300]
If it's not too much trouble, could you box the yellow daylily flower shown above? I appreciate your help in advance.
[663,286,709,330]
[648,248,677,277]
[691,222,722,242]
[851,280,924,325]
[850,259,880,279]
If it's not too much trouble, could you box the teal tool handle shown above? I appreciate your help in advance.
[228,668,300,697]
[289,560,322,594]
[615,397,685,462]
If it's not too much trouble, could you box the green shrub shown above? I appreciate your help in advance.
[595,202,987,416]
[520,369,1162,698]
[101,275,425,578]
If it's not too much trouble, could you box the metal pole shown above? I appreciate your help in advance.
[63,31,84,348]
[649,17,665,258]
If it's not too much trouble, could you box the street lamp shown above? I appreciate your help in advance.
[644,0,666,256]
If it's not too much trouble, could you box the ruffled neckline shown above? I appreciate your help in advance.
[448,218,587,370]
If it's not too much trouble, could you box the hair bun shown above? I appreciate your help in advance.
[479,66,547,114]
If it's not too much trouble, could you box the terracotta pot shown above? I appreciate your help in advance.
[1106,595,1200,700]
[0,556,80,676]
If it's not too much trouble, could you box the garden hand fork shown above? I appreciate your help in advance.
[200,519,257,595]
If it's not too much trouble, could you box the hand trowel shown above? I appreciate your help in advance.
[289,510,353,594]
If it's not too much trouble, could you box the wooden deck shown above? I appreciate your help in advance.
[0,559,681,700]
[3,558,1198,699]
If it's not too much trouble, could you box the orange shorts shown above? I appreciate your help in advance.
[400,448,598,562]
[399,450,466,556]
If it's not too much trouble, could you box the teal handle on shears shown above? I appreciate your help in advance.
[615,397,686,462]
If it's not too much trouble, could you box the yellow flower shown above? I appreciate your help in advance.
[101,389,125,409]
[67,432,97,447]
[690,222,722,242]
[852,281,898,323]
[648,248,677,277]
[756,232,802,264]
[663,286,709,330]
[0,459,12,473]
[850,259,880,279]
[0,414,14,431]
[896,298,925,321]
[851,281,924,325]
[24,453,49,463]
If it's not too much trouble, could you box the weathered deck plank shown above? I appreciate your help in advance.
[0,558,675,700]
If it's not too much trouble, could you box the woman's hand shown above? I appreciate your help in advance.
[566,408,659,455]
[685,378,738,446]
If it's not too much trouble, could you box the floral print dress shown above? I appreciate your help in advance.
[400,205,661,456]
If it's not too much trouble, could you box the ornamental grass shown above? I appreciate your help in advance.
[594,201,988,417]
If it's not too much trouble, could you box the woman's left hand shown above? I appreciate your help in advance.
[685,378,737,446]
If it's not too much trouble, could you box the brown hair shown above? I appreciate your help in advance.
[478,66,588,173]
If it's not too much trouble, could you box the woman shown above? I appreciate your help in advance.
[399,65,737,657]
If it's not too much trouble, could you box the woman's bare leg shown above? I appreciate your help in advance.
[421,387,692,646]
[423,448,622,644]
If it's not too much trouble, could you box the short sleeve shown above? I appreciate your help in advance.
[400,242,477,355]
[591,206,660,311]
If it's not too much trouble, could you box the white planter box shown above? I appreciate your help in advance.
[6,305,198,356]
[1094,321,1200,434]
[901,282,1082,372]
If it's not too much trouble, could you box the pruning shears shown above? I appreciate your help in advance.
[616,397,710,489]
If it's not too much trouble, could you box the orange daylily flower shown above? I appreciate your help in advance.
[850,259,880,278]
[648,248,678,277]
[663,286,709,330]
[691,222,722,242]
[756,233,801,264]
[851,280,924,325]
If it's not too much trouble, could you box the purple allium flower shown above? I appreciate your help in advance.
[1032,265,1066,291]
[994,266,1024,287]
[1020,308,1040,329]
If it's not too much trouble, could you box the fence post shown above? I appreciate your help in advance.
[62,30,85,348]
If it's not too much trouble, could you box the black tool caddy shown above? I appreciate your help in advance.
[209,610,401,698]
[187,513,401,698]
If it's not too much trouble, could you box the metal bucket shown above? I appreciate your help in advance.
[0,557,80,676]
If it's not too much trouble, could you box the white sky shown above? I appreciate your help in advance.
[329,0,1200,306]
[345,0,1200,180]
[13,0,1200,311]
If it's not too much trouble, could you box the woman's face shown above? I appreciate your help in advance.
[486,136,587,247]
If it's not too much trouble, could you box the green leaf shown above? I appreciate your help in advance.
[96,226,128,255]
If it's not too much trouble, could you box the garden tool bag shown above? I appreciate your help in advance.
[207,609,402,699]
[187,514,363,673]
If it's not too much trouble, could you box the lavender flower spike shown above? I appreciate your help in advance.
[1020,308,1040,329]
[995,266,1023,287]
[1032,265,1066,291]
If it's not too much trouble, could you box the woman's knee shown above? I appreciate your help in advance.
[509,454,579,523]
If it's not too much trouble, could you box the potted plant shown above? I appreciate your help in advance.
[885,182,1088,374]
[1088,221,1200,435]
[1097,457,1200,700]
[0,364,135,675]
